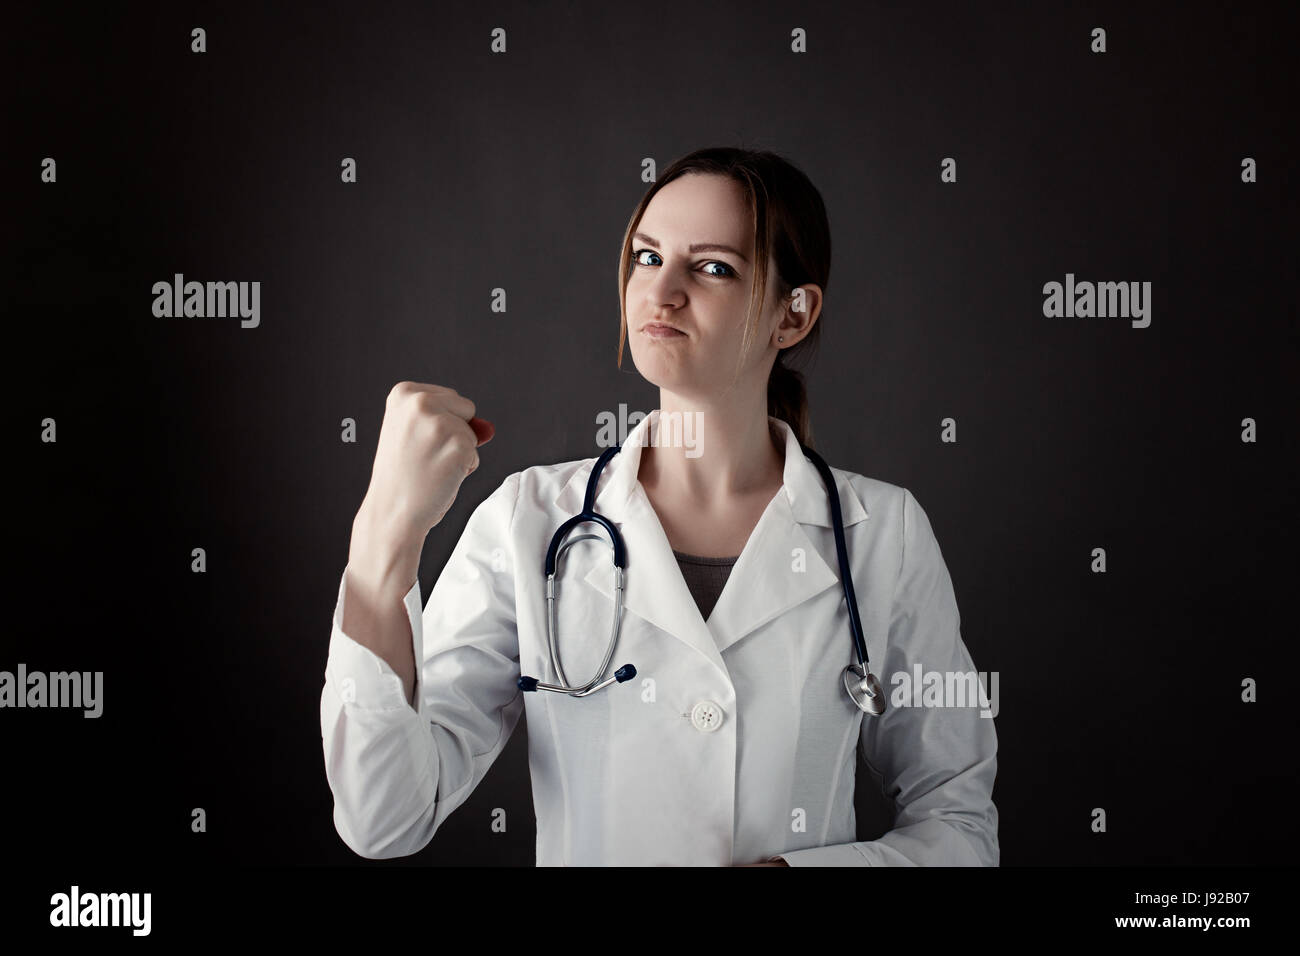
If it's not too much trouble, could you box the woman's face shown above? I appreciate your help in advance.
[625,172,788,401]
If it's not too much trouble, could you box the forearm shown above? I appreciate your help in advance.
[342,502,426,706]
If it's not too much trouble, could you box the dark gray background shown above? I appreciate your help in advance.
[7,0,1295,869]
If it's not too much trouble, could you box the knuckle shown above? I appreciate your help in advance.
[415,391,441,416]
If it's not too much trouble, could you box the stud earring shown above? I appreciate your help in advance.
[778,336,784,342]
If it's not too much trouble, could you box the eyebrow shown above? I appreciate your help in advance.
[632,232,749,264]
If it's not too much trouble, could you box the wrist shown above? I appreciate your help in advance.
[349,502,424,594]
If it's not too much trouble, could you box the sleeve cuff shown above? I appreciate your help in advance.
[325,568,424,714]
[772,843,874,866]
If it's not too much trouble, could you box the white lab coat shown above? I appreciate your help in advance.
[320,409,999,865]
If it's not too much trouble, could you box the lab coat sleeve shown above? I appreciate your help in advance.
[775,487,1000,866]
[319,471,525,859]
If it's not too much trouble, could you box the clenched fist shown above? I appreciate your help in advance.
[360,382,495,546]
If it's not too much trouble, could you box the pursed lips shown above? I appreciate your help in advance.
[642,322,686,337]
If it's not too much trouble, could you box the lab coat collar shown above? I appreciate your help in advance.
[552,409,869,675]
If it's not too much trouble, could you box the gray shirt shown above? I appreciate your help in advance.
[672,549,740,622]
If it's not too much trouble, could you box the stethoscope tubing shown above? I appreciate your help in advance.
[520,434,883,713]
[798,442,870,672]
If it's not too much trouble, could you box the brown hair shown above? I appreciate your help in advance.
[615,147,832,448]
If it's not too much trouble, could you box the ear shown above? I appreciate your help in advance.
[772,284,823,347]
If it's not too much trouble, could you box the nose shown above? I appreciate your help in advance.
[638,262,687,312]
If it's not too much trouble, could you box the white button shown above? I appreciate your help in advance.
[690,700,724,732]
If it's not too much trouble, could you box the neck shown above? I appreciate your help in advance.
[638,393,784,504]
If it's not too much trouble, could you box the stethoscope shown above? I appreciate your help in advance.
[517,439,887,715]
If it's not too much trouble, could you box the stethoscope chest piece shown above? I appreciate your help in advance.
[844,663,886,715]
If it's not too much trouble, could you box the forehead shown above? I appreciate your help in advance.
[639,174,752,246]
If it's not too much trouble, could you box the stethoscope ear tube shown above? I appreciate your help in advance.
[519,663,638,696]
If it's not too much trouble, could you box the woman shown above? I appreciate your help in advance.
[321,147,999,866]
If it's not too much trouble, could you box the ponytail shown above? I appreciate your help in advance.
[768,357,812,448]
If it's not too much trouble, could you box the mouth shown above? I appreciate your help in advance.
[641,322,686,339]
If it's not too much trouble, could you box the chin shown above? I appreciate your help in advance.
[628,350,678,385]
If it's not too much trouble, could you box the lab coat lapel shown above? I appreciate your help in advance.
[561,410,725,676]
[708,417,870,654]
[594,485,727,674]
[555,410,869,678]
[705,492,839,654]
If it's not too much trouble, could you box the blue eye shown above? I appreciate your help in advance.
[630,249,737,279]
